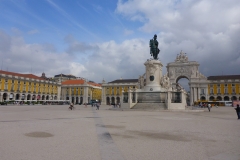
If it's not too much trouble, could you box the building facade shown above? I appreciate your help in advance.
[207,75,240,101]
[0,70,60,102]
[101,79,138,105]
[61,79,102,104]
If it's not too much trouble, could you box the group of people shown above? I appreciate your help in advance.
[199,103,218,109]
[111,103,121,108]
[69,102,100,110]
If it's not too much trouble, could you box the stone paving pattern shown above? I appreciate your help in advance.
[0,105,239,160]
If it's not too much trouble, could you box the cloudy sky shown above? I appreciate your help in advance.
[0,0,240,87]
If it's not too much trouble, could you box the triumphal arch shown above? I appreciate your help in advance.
[167,51,208,105]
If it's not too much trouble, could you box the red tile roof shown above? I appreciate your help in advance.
[62,79,101,87]
[0,70,45,80]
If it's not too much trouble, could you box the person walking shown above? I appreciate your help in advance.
[96,103,100,110]
[235,104,240,119]
[207,103,211,112]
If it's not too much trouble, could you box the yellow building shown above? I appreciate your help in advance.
[61,79,102,104]
[0,70,60,101]
[101,79,138,105]
[208,75,240,101]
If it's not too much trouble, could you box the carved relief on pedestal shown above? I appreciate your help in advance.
[147,61,158,76]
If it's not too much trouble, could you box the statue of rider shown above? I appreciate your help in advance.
[149,34,160,59]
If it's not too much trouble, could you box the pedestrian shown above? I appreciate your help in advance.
[96,103,100,110]
[235,104,240,119]
[84,103,87,108]
[207,103,211,112]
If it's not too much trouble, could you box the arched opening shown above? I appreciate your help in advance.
[176,76,190,105]
[16,94,20,100]
[22,94,25,100]
[106,97,110,105]
[209,96,214,101]
[76,97,79,104]
[9,93,14,100]
[46,95,49,100]
[111,97,115,104]
[72,97,74,103]
[27,94,31,100]
[80,97,83,104]
[216,96,222,101]
[42,95,45,100]
[3,93,8,101]
[54,96,57,100]
[66,97,69,100]
[231,96,237,101]
[200,96,206,101]
[116,97,120,104]
[37,95,41,100]
[32,95,36,100]
[224,96,229,101]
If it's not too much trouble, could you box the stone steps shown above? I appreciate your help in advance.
[131,103,167,110]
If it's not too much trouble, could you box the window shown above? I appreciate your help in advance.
[218,88,220,93]
[225,84,227,86]
[210,84,213,87]
[4,80,8,90]
[232,84,235,86]
[224,88,228,94]
[112,88,114,94]
[12,80,14,83]
[217,84,220,87]
[232,88,235,93]
[210,89,213,94]
[18,80,20,84]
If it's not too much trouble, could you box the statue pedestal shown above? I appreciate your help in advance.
[143,59,165,92]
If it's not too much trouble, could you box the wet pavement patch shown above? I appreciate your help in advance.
[127,130,190,142]
[25,132,54,138]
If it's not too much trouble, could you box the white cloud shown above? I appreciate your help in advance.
[116,0,240,76]
[0,30,87,79]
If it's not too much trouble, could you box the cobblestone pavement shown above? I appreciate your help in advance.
[0,105,239,160]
